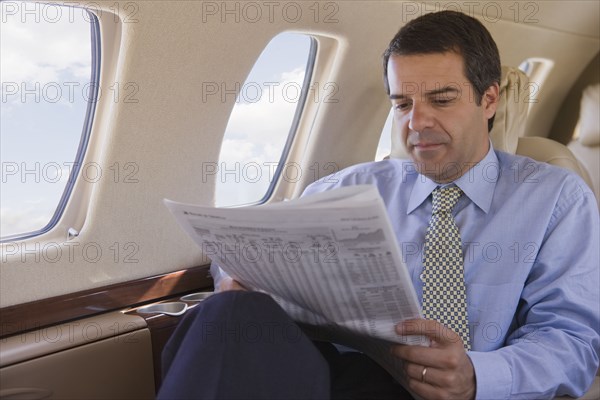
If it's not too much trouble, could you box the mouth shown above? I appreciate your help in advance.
[412,142,443,150]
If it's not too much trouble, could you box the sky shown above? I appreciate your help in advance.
[1,2,92,238]
[215,33,391,207]
[214,33,311,207]
[0,4,392,238]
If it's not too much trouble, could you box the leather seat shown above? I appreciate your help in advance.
[568,84,600,208]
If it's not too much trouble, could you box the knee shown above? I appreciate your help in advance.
[188,290,284,323]
[205,289,273,307]
[199,290,274,312]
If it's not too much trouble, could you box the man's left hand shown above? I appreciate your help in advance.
[391,319,476,400]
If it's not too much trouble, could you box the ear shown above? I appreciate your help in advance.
[482,83,500,119]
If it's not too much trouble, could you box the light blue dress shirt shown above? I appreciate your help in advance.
[212,145,599,399]
[302,146,600,399]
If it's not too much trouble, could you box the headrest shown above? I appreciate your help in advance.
[578,83,600,147]
[389,66,530,158]
[491,66,530,153]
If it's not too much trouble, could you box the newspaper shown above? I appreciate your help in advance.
[164,184,427,384]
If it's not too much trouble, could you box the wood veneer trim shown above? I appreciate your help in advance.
[0,265,213,338]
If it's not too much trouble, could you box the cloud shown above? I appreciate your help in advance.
[0,3,92,87]
[214,68,307,206]
[222,68,306,148]
[218,139,257,164]
[0,171,70,238]
[214,139,281,206]
[0,205,53,238]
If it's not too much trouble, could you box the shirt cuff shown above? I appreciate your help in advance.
[209,262,229,291]
[468,351,512,400]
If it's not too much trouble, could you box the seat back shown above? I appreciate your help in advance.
[567,84,600,206]
[388,67,594,191]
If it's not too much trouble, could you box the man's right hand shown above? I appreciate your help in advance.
[218,277,247,292]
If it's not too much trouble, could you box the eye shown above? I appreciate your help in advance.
[394,101,412,111]
[431,98,453,106]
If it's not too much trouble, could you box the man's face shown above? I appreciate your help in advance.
[387,52,498,183]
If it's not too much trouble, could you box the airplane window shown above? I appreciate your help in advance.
[0,3,99,241]
[215,33,315,207]
[518,57,554,108]
[375,108,393,161]
[518,58,554,78]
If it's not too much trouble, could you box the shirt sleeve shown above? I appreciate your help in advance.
[469,186,600,399]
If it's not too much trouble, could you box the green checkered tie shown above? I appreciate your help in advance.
[422,186,470,350]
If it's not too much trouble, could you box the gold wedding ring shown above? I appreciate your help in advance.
[421,366,427,383]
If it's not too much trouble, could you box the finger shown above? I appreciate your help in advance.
[405,362,438,385]
[406,376,448,400]
[219,278,248,292]
[397,319,463,347]
[391,342,447,367]
[403,364,451,400]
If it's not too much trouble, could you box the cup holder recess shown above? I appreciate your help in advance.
[180,292,213,302]
[134,292,213,317]
[137,302,188,316]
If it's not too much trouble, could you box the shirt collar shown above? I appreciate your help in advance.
[407,143,498,214]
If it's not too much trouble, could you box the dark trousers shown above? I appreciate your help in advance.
[158,291,413,400]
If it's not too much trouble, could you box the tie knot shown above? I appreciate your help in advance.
[432,186,463,214]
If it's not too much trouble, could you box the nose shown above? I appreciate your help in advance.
[408,103,434,132]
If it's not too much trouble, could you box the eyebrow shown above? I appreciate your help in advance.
[389,86,461,100]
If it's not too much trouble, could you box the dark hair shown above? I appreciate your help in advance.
[383,11,501,130]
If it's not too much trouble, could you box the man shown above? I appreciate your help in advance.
[159,11,599,399]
